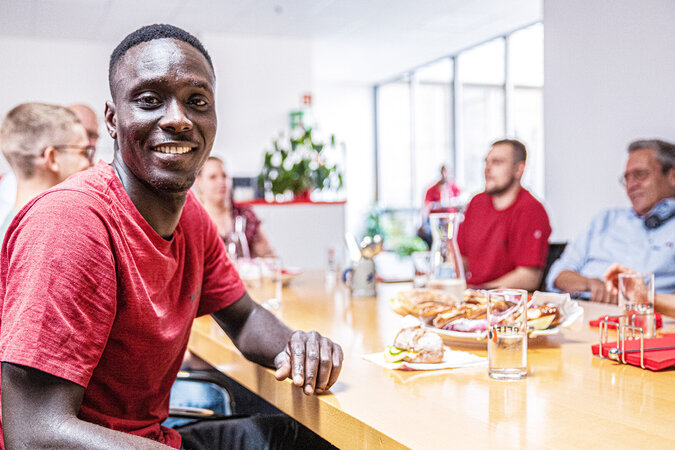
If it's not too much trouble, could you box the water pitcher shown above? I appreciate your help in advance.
[428,212,466,301]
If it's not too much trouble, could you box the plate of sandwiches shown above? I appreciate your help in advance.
[390,288,583,347]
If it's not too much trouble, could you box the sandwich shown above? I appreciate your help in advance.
[527,304,561,330]
[384,326,444,363]
[390,289,457,317]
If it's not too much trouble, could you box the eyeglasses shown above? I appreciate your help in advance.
[619,169,650,186]
[52,144,96,163]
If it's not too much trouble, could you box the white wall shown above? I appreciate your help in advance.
[201,34,313,176]
[0,33,361,237]
[0,34,314,179]
[0,36,115,170]
[312,80,374,238]
[543,0,675,241]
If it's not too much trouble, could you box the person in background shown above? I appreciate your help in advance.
[604,263,675,317]
[547,139,675,302]
[0,24,341,450]
[0,104,99,226]
[194,155,275,258]
[418,164,461,247]
[457,139,551,291]
[424,164,460,212]
[0,102,93,240]
[68,103,100,150]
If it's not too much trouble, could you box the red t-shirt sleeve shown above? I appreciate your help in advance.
[197,204,246,317]
[508,201,552,268]
[424,185,438,204]
[0,191,117,388]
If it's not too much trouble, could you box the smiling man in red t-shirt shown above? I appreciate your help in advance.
[457,139,551,291]
[0,24,342,450]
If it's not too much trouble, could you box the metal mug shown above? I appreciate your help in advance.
[342,257,376,297]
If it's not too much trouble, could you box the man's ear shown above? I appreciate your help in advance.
[668,167,675,191]
[41,146,60,174]
[515,161,526,179]
[104,101,117,139]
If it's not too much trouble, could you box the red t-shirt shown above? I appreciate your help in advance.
[457,188,551,286]
[0,162,246,448]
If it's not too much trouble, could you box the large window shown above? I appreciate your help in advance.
[375,23,544,208]
[376,78,412,208]
[412,59,454,207]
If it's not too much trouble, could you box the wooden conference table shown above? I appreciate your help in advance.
[187,271,675,449]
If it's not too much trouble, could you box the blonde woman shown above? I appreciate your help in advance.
[194,156,274,258]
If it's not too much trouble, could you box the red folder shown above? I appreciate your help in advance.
[589,313,662,329]
[591,334,675,371]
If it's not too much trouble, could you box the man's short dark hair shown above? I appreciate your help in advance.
[109,24,214,89]
[628,139,675,174]
[492,138,527,163]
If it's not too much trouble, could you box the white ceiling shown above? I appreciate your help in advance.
[0,0,541,47]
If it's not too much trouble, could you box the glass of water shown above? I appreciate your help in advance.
[487,289,528,380]
[257,257,283,310]
[618,272,655,338]
[410,251,431,288]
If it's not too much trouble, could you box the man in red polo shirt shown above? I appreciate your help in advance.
[457,139,551,291]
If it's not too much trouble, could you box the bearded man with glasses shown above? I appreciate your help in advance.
[0,102,93,240]
[547,139,675,302]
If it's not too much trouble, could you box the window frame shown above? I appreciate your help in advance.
[374,21,543,206]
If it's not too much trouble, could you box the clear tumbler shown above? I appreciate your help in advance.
[487,289,528,380]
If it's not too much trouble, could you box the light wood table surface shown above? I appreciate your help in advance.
[188,271,675,449]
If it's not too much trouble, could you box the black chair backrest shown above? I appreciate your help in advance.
[540,242,567,291]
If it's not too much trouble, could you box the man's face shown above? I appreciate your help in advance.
[196,159,231,205]
[106,38,217,194]
[69,105,99,148]
[53,123,91,182]
[484,143,523,195]
[440,166,448,183]
[624,148,675,216]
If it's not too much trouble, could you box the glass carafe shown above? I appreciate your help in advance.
[227,215,251,260]
[428,212,466,301]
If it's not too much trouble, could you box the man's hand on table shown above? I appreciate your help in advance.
[588,277,617,304]
[603,263,636,296]
[274,330,343,395]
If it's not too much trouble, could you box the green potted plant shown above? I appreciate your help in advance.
[258,127,343,200]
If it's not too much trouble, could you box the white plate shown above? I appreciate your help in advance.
[363,346,486,371]
[423,292,584,347]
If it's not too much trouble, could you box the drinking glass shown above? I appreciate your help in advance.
[427,212,466,301]
[236,258,261,290]
[227,216,250,260]
[411,251,431,288]
[257,257,283,310]
[618,273,655,338]
[487,289,528,380]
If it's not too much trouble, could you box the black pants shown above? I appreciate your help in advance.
[177,413,334,450]
[174,368,336,450]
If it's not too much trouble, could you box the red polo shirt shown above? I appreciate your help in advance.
[457,188,551,286]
